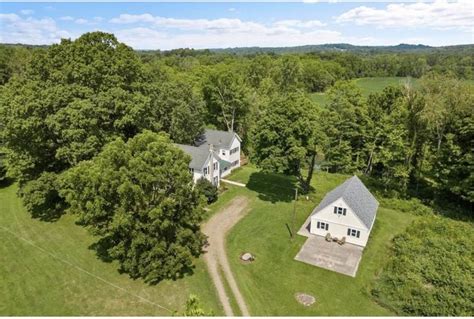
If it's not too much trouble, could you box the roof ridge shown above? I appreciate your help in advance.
[339,175,356,193]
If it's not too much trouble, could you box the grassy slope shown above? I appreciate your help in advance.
[311,76,419,105]
[220,166,418,315]
[353,77,419,96]
[0,183,222,316]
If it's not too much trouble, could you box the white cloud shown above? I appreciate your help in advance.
[60,16,74,21]
[74,18,89,25]
[109,14,326,32]
[114,27,343,50]
[336,0,474,31]
[0,13,72,45]
[20,9,34,15]
[274,19,326,28]
[111,15,267,33]
[108,14,342,49]
[110,13,155,24]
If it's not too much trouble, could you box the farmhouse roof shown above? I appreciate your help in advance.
[312,175,379,229]
[195,129,241,150]
[175,144,217,171]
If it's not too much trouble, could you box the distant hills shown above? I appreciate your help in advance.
[208,43,474,55]
[2,42,473,55]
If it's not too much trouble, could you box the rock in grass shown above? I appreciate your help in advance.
[295,293,316,306]
[241,253,254,261]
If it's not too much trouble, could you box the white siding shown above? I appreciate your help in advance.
[192,171,203,184]
[309,197,371,247]
[220,167,231,177]
[201,154,220,187]
[216,135,240,177]
[228,136,241,169]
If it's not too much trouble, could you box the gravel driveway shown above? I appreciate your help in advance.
[202,196,251,316]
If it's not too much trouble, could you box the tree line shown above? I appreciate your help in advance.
[0,32,472,284]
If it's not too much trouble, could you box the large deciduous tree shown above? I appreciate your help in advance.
[365,86,413,193]
[420,74,474,202]
[202,64,252,135]
[251,93,326,193]
[148,78,205,145]
[0,32,150,186]
[60,131,206,283]
[0,32,206,217]
[323,81,370,173]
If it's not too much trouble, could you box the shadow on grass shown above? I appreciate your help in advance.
[29,206,65,222]
[0,177,14,189]
[246,171,299,203]
[88,237,115,263]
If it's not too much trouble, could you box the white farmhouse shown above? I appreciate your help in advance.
[175,144,222,186]
[309,176,378,247]
[176,129,241,186]
[195,129,241,177]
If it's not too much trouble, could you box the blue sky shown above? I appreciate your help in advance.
[0,1,472,49]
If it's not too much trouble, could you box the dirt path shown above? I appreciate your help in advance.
[203,196,251,317]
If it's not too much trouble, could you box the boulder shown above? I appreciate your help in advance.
[241,252,254,261]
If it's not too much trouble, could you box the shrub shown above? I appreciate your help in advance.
[195,178,218,204]
[372,217,474,316]
[379,197,434,216]
[19,172,65,221]
[179,294,214,316]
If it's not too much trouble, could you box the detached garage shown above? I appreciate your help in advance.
[309,175,379,247]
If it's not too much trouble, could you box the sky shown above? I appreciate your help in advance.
[0,1,473,50]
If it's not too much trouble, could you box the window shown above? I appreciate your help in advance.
[347,228,360,238]
[189,168,194,174]
[213,162,218,170]
[203,167,208,175]
[230,146,240,155]
[222,150,226,156]
[316,221,329,231]
[333,206,347,216]
[232,160,239,167]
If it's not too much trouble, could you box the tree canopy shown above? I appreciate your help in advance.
[251,93,326,193]
[60,131,206,283]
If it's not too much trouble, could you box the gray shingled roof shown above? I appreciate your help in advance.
[195,129,240,150]
[175,144,211,171]
[312,175,379,229]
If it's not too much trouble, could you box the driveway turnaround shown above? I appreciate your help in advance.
[202,196,251,316]
[295,235,363,277]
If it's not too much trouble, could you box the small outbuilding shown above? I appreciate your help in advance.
[309,175,378,247]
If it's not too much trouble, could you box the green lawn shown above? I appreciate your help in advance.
[311,76,419,105]
[220,165,419,315]
[0,182,222,316]
[353,77,419,96]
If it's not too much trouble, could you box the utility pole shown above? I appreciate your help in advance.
[291,187,298,239]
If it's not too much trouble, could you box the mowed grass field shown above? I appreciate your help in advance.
[219,165,419,315]
[311,76,419,105]
[0,182,222,316]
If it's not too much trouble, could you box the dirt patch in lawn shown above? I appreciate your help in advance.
[295,293,316,307]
